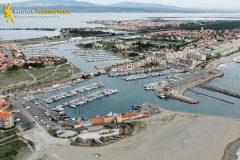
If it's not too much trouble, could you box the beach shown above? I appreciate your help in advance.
[222,138,240,160]
[22,109,240,160]
[206,52,240,69]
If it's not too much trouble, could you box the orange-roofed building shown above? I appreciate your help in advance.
[0,111,14,129]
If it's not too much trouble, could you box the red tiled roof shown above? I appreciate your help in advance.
[0,111,13,119]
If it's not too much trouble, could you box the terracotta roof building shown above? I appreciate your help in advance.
[0,111,14,129]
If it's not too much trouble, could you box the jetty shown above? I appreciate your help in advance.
[201,84,240,99]
[166,91,199,104]
[152,69,225,104]
[189,89,235,104]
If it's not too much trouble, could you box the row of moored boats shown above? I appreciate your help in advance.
[121,72,163,81]
[72,48,122,63]
[60,88,119,108]
[44,83,104,104]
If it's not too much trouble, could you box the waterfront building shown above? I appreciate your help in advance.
[112,56,166,72]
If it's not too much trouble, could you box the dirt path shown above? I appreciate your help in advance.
[25,71,36,83]
[22,123,68,160]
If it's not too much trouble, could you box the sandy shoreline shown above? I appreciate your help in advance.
[222,138,240,160]
[22,109,240,160]
[206,52,240,160]
[206,51,240,69]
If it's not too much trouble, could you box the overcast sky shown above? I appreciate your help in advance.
[1,0,240,9]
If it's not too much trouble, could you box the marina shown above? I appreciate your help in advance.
[23,43,129,72]
[57,88,119,108]
[144,82,158,91]
[120,70,183,81]
[72,48,122,63]
[121,74,149,81]
[35,65,240,119]
[18,36,239,121]
[110,67,184,81]
[109,67,183,77]
[1,10,240,160]
[43,83,104,104]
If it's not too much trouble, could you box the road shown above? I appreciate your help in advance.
[10,98,34,131]
[10,92,60,131]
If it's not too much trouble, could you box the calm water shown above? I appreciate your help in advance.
[2,12,240,119]
[23,43,126,72]
[1,13,240,40]
[35,58,240,119]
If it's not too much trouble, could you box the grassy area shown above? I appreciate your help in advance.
[27,140,35,150]
[0,135,18,145]
[0,63,80,92]
[0,139,29,160]
[58,64,73,72]
[28,66,55,79]
[0,128,17,139]
[0,70,33,90]
[32,63,79,82]
[47,128,58,137]
[36,70,55,81]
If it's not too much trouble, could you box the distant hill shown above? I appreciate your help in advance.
[109,2,180,9]
[5,0,238,13]
[11,0,99,7]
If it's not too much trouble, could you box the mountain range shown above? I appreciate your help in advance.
[5,0,239,13]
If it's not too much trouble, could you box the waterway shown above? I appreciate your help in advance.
[35,57,240,119]
[22,43,127,72]
[1,12,240,40]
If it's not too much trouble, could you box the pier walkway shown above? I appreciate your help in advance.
[201,85,240,99]
[166,90,199,104]
[189,89,235,104]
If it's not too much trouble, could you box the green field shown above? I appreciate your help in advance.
[0,128,17,140]
[0,140,30,160]
[0,70,33,88]
[0,63,80,91]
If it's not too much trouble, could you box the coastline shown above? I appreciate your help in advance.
[22,48,240,160]
[172,51,240,104]
[222,138,240,160]
[26,109,240,160]
[207,52,240,160]
[206,52,240,69]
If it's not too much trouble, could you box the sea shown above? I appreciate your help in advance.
[1,12,240,40]
[1,12,240,159]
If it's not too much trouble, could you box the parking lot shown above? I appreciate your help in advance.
[22,100,59,129]
[10,92,60,131]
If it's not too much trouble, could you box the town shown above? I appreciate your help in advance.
[0,18,240,160]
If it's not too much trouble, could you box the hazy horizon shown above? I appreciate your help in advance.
[0,0,239,10]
